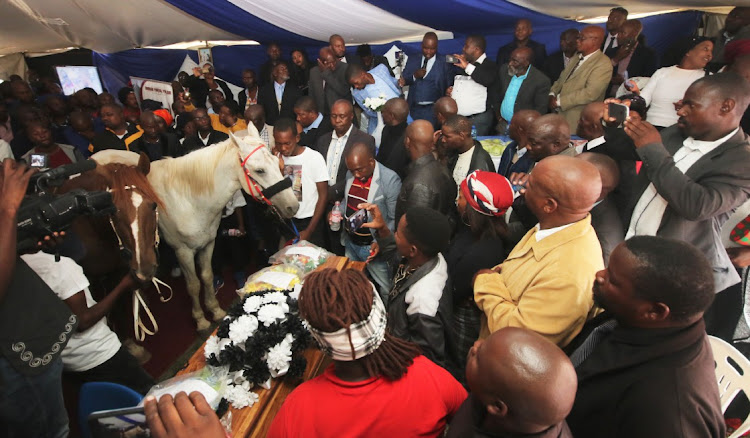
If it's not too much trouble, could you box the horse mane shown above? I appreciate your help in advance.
[104,163,165,210]
[154,140,237,196]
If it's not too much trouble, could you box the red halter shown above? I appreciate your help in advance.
[240,144,273,206]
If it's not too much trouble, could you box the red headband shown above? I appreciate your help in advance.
[460,170,514,217]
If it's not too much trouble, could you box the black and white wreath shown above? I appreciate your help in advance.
[204,288,310,409]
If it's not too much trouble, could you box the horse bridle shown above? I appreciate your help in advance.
[240,144,293,207]
[107,185,160,261]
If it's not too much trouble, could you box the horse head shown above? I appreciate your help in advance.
[100,153,164,282]
[229,130,300,219]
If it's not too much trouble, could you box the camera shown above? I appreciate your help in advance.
[16,161,115,253]
[446,55,458,63]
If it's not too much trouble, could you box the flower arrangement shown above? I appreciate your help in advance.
[205,288,310,409]
[363,94,388,112]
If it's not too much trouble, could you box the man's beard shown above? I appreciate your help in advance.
[592,282,607,310]
[508,65,518,76]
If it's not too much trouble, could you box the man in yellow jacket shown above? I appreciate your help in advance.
[474,155,604,347]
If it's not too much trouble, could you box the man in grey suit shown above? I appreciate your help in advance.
[491,46,551,134]
[315,100,375,254]
[623,73,750,336]
[308,48,352,116]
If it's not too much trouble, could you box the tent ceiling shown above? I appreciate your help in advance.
[0,0,244,55]
[511,0,745,21]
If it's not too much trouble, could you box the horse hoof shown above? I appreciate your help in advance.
[123,339,152,365]
[211,308,226,321]
[196,318,211,332]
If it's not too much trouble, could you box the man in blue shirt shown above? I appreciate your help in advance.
[491,47,551,134]
[258,61,302,126]
[346,63,400,136]
[399,32,454,127]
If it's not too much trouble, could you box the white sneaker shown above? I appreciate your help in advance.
[170,267,182,278]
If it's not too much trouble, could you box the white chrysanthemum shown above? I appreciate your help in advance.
[267,334,294,378]
[243,295,263,314]
[228,314,259,344]
[257,303,287,327]
[218,338,232,351]
[224,384,259,409]
[204,335,220,359]
[262,291,287,305]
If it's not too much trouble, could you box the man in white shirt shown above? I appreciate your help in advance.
[245,104,275,151]
[275,118,329,246]
[449,35,498,136]
[623,73,750,337]
[22,252,154,394]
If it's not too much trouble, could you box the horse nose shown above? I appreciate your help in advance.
[286,205,297,216]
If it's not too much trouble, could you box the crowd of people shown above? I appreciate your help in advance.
[2,6,750,437]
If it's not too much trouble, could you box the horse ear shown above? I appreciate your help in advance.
[137,152,151,175]
[228,131,240,148]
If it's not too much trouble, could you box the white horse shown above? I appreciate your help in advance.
[93,131,299,330]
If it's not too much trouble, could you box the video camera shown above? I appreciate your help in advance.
[16,160,116,253]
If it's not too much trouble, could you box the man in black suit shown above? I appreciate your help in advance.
[495,19,547,69]
[491,47,551,133]
[237,69,259,112]
[258,61,303,126]
[356,44,394,77]
[605,20,658,97]
[309,47,352,116]
[450,34,498,136]
[315,99,375,254]
[329,34,359,66]
[128,111,181,160]
[441,115,495,186]
[623,73,750,336]
[601,7,628,53]
[566,237,726,438]
[294,96,332,148]
[258,42,283,87]
[543,29,579,83]
[182,108,228,154]
[377,98,410,179]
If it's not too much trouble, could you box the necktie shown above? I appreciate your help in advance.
[569,319,618,367]
[605,35,615,53]
[565,55,583,82]
[421,57,428,69]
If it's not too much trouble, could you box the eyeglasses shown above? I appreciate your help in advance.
[577,35,596,41]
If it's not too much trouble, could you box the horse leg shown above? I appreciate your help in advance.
[196,240,226,321]
[174,246,211,331]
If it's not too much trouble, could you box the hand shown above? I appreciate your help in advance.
[192,67,202,77]
[118,272,139,290]
[145,392,226,438]
[611,74,625,85]
[414,68,427,79]
[366,241,380,263]
[472,267,500,285]
[29,231,66,255]
[625,81,640,95]
[548,95,559,111]
[453,54,469,69]
[274,151,284,173]
[298,229,312,242]
[445,86,453,97]
[397,77,406,88]
[509,172,529,194]
[624,117,661,148]
[358,202,386,231]
[602,98,629,125]
[433,130,443,146]
[612,42,635,62]
[727,247,750,268]
[0,159,36,216]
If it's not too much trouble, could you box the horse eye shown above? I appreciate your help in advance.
[255,168,265,174]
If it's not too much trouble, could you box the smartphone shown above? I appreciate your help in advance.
[88,406,149,438]
[608,102,630,125]
[30,153,49,168]
[347,209,367,233]
[445,55,458,63]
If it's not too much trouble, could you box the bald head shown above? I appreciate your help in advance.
[467,328,577,433]
[578,152,619,200]
[509,109,541,145]
[578,26,606,56]
[434,97,458,126]
[405,120,435,160]
[530,155,602,220]
[527,114,571,161]
[383,98,409,126]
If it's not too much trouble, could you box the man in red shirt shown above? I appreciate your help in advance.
[268,268,467,438]
[22,122,84,169]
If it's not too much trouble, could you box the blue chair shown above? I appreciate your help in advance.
[78,381,143,438]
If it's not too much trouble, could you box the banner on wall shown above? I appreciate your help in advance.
[130,76,175,116]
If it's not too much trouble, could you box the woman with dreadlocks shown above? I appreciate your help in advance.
[267,268,466,438]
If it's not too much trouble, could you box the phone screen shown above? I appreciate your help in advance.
[445,55,458,63]
[30,154,48,168]
[88,406,149,438]
[608,103,630,125]
[347,209,367,233]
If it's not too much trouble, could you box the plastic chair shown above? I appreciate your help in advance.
[78,381,143,438]
[709,336,750,438]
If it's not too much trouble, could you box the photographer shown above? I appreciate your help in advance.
[0,159,78,438]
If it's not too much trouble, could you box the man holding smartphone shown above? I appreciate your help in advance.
[335,142,401,302]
